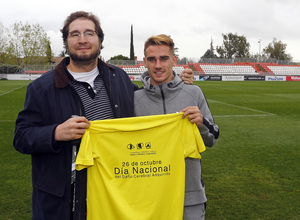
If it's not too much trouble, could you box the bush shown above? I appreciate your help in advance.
[0,64,24,74]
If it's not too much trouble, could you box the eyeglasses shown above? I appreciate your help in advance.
[68,30,98,39]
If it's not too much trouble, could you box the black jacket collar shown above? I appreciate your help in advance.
[54,57,116,88]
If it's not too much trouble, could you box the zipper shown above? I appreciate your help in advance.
[107,69,117,118]
[108,69,112,99]
[159,85,166,114]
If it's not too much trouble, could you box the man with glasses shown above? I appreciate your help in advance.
[13,11,194,219]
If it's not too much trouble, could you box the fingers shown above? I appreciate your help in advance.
[180,106,203,127]
[71,116,90,129]
[69,117,90,137]
[55,117,90,141]
[179,69,194,85]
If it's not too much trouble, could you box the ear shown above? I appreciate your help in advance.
[143,57,147,65]
[173,55,177,66]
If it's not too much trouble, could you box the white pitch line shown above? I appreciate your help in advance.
[207,99,277,117]
[0,85,26,96]
[0,120,15,123]
[214,114,274,118]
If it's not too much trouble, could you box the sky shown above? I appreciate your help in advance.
[1,0,300,62]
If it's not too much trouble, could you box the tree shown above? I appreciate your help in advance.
[177,57,188,64]
[0,21,21,65]
[46,40,53,64]
[0,22,5,53]
[177,57,196,64]
[59,50,66,57]
[263,38,292,61]
[4,21,51,65]
[110,54,130,60]
[201,39,218,59]
[0,21,8,64]
[130,25,135,60]
[173,47,180,59]
[216,33,250,58]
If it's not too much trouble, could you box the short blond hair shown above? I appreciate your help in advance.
[144,34,175,56]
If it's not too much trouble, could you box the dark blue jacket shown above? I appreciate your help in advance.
[13,58,137,219]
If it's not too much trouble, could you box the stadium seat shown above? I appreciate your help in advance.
[268,65,300,75]
[199,64,257,75]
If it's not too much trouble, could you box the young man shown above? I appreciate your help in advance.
[13,12,194,219]
[134,34,219,220]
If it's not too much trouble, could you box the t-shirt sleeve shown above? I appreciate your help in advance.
[182,117,206,159]
[76,130,95,171]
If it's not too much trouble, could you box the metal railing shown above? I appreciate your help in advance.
[107,60,137,66]
[1,58,298,74]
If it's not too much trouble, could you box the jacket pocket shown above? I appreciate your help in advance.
[184,189,207,206]
[35,175,66,198]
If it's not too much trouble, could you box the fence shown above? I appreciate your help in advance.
[23,65,55,72]
[0,64,55,74]
[108,58,298,66]
[1,58,298,74]
[107,60,138,66]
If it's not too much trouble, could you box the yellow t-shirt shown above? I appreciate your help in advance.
[76,112,205,220]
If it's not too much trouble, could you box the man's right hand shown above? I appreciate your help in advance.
[55,117,90,141]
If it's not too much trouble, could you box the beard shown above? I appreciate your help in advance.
[68,47,101,64]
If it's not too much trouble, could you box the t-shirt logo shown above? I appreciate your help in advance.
[127,142,152,150]
[127,143,135,150]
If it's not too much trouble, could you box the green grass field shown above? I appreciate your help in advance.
[0,80,299,219]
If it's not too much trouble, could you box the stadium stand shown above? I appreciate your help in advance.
[267,65,300,75]
[189,63,205,74]
[102,62,300,76]
[4,58,299,80]
[120,65,189,75]
[198,64,258,75]
[120,65,147,75]
[173,66,184,75]
[257,63,274,75]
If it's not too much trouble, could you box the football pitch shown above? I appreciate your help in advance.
[0,80,299,219]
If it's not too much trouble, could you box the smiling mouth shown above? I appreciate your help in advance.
[154,69,164,75]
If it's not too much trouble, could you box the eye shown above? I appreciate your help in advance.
[84,31,94,37]
[70,32,80,38]
[160,56,169,61]
[147,57,156,62]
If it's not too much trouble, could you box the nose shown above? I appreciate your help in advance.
[154,59,162,69]
[78,34,87,42]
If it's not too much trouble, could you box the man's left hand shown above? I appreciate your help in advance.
[179,69,194,85]
[181,106,203,127]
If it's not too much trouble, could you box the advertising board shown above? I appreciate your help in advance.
[265,76,286,81]
[222,76,244,81]
[286,76,300,81]
[244,75,265,81]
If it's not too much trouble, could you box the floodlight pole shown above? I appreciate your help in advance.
[258,39,261,62]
